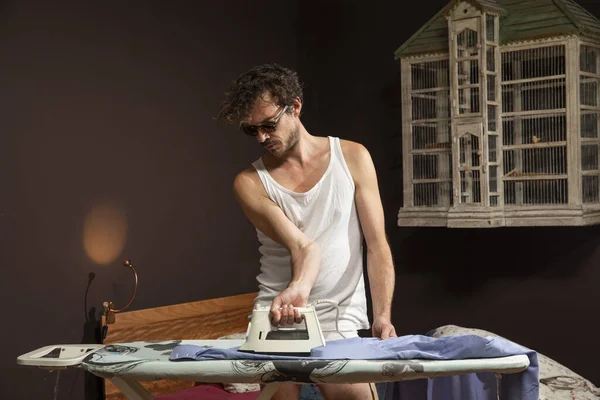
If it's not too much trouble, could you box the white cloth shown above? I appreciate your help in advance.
[251,136,369,332]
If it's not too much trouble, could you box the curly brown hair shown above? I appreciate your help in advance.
[217,63,303,124]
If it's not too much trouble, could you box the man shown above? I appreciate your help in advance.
[218,63,396,400]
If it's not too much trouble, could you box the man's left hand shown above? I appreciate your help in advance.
[372,317,397,340]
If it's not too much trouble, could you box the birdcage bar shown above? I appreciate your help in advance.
[580,71,600,80]
[501,47,565,79]
[486,14,495,43]
[581,144,598,170]
[581,110,600,138]
[581,106,600,113]
[457,29,480,58]
[582,176,600,203]
[487,76,496,102]
[457,131,482,204]
[501,44,567,206]
[411,147,452,154]
[487,48,496,72]
[410,117,450,124]
[488,134,498,161]
[503,147,567,173]
[503,141,567,150]
[580,44,600,204]
[581,42,600,208]
[455,22,481,116]
[414,182,453,206]
[502,109,567,118]
[580,44,600,74]
[409,59,452,207]
[502,113,567,144]
[411,86,451,93]
[501,74,567,86]
[487,13,503,207]
[504,175,566,181]
[504,179,568,205]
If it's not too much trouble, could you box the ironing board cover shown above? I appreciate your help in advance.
[81,335,538,400]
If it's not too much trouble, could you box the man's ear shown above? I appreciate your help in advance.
[292,96,303,117]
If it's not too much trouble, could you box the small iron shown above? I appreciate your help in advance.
[238,304,326,356]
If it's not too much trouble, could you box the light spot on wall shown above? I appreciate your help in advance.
[83,203,128,265]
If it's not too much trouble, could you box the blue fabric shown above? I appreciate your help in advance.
[169,334,539,400]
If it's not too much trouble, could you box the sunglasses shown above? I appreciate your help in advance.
[240,105,289,137]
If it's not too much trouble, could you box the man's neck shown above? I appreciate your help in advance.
[266,129,324,169]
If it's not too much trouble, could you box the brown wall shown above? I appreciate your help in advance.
[3,1,600,399]
[1,1,297,398]
[297,0,600,387]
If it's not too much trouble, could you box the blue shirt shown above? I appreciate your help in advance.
[170,334,539,400]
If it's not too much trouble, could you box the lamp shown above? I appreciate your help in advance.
[102,259,139,325]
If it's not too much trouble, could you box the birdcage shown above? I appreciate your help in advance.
[394,0,600,227]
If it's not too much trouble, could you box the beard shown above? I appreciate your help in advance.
[267,125,300,158]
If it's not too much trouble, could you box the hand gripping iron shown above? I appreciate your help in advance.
[238,304,326,356]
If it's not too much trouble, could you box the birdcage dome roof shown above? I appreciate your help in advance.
[395,0,600,58]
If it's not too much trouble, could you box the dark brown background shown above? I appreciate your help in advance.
[2,1,599,399]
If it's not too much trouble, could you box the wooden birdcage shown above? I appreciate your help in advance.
[395,0,600,227]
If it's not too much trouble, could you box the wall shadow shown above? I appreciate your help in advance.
[391,225,600,297]
[77,272,104,400]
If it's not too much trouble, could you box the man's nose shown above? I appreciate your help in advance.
[256,130,269,143]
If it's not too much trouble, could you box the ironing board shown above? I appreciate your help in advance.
[17,339,531,400]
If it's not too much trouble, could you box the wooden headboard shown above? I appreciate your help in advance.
[101,292,257,399]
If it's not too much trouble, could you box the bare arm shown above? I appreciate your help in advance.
[233,168,321,325]
[343,141,397,339]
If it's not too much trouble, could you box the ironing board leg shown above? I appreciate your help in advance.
[109,377,155,400]
[257,383,280,400]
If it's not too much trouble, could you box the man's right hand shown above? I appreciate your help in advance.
[270,283,310,326]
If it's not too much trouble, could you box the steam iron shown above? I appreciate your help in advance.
[238,304,326,356]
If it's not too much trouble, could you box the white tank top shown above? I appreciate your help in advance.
[251,136,369,332]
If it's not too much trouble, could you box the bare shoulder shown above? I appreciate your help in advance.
[233,165,263,198]
[339,139,374,170]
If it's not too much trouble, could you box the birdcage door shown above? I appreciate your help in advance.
[454,123,483,205]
